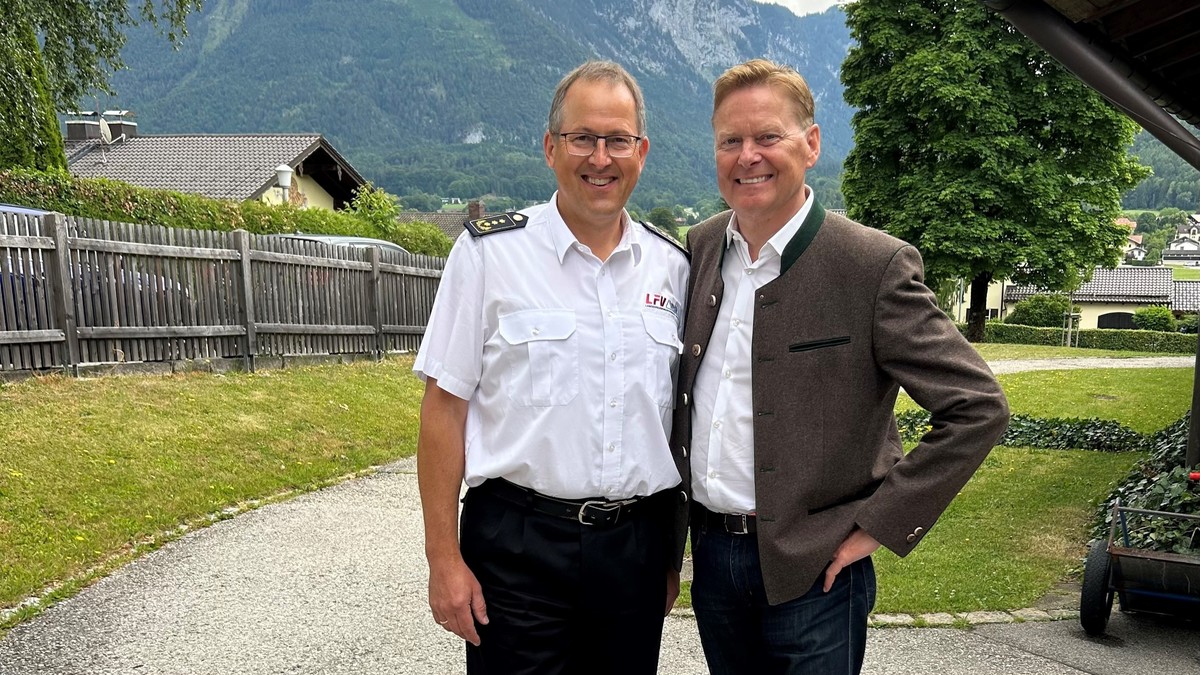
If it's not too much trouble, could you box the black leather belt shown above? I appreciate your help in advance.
[475,478,656,527]
[697,505,757,534]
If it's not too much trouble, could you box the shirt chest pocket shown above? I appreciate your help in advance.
[498,309,579,407]
[642,311,683,408]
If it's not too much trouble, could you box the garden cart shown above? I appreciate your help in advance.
[1080,481,1200,636]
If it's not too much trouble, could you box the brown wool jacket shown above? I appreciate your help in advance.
[669,201,1010,604]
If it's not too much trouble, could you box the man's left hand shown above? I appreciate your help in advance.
[665,568,680,615]
[823,528,881,593]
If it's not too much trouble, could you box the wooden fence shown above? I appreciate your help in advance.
[0,209,445,374]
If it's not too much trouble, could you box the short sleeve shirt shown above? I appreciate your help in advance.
[414,195,690,500]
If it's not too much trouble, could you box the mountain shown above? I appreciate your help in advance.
[103,0,854,211]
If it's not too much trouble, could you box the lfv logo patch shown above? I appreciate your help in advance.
[644,293,681,320]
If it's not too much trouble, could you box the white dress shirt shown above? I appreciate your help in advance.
[414,194,689,500]
[691,195,815,515]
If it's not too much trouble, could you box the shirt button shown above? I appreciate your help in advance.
[709,471,718,478]
[713,420,721,429]
[610,352,617,361]
[610,398,618,408]
[608,443,616,452]
[745,268,754,275]
[532,328,540,336]
[732,318,741,328]
[723,369,732,379]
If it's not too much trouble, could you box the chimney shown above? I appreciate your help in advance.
[108,120,137,139]
[64,120,100,141]
[468,199,484,220]
[102,110,137,139]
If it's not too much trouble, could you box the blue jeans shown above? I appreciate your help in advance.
[692,526,876,675]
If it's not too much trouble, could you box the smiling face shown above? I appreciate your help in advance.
[712,83,820,237]
[544,78,648,234]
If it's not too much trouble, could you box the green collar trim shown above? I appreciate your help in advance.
[779,198,825,275]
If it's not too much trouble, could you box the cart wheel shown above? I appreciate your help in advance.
[1080,539,1114,636]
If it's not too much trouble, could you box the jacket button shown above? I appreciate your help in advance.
[906,533,916,543]
[678,491,689,503]
[682,393,690,406]
[707,294,717,306]
[914,526,924,536]
[680,445,688,458]
[691,344,702,356]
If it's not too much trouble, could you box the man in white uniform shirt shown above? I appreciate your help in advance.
[413,61,690,674]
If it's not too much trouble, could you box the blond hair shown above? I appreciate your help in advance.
[712,58,814,127]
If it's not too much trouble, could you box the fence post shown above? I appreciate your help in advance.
[234,230,257,371]
[369,247,383,360]
[47,213,80,373]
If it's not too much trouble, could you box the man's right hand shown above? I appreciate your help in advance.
[428,555,488,646]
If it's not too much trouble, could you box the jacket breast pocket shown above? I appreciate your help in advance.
[498,309,579,407]
[642,311,683,408]
[788,336,851,353]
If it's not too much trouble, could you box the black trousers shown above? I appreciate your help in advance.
[459,481,672,675]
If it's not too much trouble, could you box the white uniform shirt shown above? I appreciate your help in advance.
[691,195,815,515]
[414,195,689,500]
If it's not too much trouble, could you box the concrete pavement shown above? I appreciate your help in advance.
[2,456,1197,674]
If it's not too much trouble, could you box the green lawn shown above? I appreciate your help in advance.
[1171,265,1200,280]
[872,446,1135,614]
[0,359,423,621]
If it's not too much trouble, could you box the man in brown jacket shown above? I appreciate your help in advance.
[675,59,1010,674]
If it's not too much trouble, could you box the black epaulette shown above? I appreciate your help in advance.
[640,221,690,258]
[466,212,528,237]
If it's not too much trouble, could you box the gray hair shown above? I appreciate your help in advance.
[547,61,647,136]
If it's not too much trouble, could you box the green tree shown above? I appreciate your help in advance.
[1004,294,1072,328]
[841,0,1149,341]
[1157,207,1188,229]
[647,206,680,241]
[1133,211,1158,233]
[1131,306,1177,332]
[0,1,201,171]
[5,1,202,106]
[0,21,65,171]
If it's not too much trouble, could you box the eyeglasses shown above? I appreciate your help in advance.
[558,133,643,158]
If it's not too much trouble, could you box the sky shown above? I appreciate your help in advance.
[754,0,845,16]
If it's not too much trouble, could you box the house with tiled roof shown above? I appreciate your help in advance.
[1003,266,1173,329]
[1125,233,1147,262]
[63,115,367,210]
[396,201,493,240]
[1172,280,1200,313]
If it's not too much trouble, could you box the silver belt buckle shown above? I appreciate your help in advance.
[728,513,749,534]
[578,500,621,526]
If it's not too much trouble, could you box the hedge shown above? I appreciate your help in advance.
[956,321,1198,354]
[897,409,1151,453]
[0,168,452,256]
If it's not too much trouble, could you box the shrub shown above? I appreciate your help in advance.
[1005,294,1073,327]
[1093,414,1199,554]
[1131,305,1177,332]
[897,410,1150,453]
[1179,313,1198,334]
[960,321,1198,353]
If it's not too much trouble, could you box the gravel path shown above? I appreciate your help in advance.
[987,355,1193,374]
